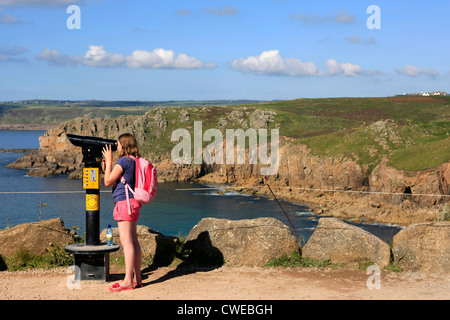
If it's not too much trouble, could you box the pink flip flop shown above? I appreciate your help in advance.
[109,282,134,292]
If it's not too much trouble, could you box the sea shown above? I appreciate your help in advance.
[0,130,402,244]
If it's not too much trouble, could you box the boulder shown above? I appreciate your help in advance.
[185,217,299,267]
[392,221,450,273]
[439,203,450,221]
[0,218,75,257]
[100,225,178,267]
[302,218,391,267]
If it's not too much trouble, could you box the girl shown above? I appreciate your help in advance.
[102,133,143,292]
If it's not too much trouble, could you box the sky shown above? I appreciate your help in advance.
[0,0,449,101]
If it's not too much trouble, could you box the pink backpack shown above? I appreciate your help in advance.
[120,155,157,215]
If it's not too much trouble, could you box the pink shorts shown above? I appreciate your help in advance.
[113,199,141,222]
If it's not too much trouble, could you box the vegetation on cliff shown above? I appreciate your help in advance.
[3,96,450,225]
[4,96,449,172]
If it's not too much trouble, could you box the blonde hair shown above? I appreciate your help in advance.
[118,133,140,158]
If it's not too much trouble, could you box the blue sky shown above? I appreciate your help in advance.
[0,0,449,101]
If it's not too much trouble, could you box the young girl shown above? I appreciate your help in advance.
[102,133,143,292]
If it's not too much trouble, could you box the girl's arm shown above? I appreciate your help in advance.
[102,144,123,187]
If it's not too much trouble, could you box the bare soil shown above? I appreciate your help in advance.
[0,265,448,300]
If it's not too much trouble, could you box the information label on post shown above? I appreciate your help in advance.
[83,168,100,189]
[86,194,99,211]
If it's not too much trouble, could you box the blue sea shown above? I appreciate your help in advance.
[0,130,401,243]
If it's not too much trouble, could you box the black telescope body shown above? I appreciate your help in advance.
[67,133,117,165]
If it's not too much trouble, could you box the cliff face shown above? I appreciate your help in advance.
[7,107,449,225]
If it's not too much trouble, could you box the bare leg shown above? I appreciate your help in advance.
[117,220,135,288]
[132,220,142,285]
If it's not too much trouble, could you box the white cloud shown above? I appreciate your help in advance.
[291,9,355,25]
[175,9,192,16]
[396,65,439,78]
[0,8,24,24]
[83,45,126,67]
[37,45,216,70]
[127,48,216,69]
[204,5,238,16]
[0,45,27,63]
[335,10,356,24]
[325,59,362,77]
[231,51,369,77]
[37,48,81,66]
[231,50,322,77]
[0,13,22,24]
[290,13,332,25]
[345,35,376,45]
[0,0,85,7]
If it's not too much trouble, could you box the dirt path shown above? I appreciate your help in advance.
[0,266,448,300]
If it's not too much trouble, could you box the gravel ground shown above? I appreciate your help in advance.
[0,266,448,300]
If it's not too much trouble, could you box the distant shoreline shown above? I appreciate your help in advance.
[0,124,57,131]
[0,148,37,153]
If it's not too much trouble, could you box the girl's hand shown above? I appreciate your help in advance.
[102,144,113,164]
[102,144,123,187]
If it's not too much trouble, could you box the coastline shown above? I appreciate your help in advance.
[3,125,447,228]
[0,124,58,131]
[192,182,405,234]
[197,178,441,228]
[0,148,37,153]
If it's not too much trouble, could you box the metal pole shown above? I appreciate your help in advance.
[83,162,101,246]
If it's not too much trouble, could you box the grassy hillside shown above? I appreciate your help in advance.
[0,102,147,125]
[258,96,450,172]
[0,100,261,125]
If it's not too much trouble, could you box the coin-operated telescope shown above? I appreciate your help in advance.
[65,133,119,281]
[66,133,117,245]
[67,134,117,166]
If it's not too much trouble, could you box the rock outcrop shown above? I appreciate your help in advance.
[392,221,450,273]
[6,107,450,226]
[2,217,449,274]
[185,217,299,267]
[0,218,75,257]
[370,157,450,207]
[302,218,391,267]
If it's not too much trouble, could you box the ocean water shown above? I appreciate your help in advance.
[0,130,401,243]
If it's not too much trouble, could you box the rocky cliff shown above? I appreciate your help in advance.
[7,106,449,226]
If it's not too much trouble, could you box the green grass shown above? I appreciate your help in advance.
[264,96,450,172]
[266,252,404,272]
[388,136,450,171]
[264,251,337,268]
[0,100,261,125]
[0,244,74,271]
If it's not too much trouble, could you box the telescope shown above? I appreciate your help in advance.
[65,133,120,281]
[66,133,117,165]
